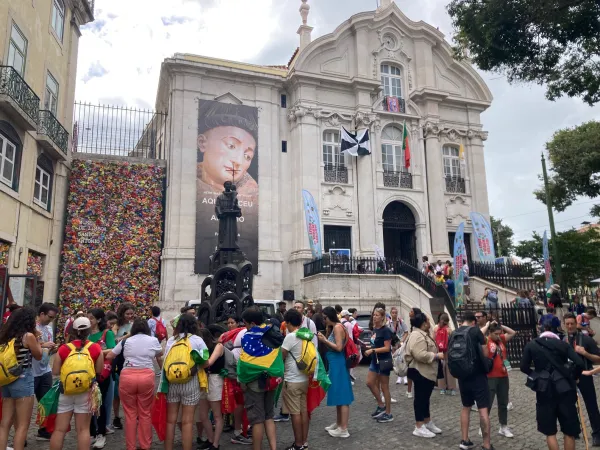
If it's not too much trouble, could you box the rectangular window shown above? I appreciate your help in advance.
[442,146,462,178]
[280,94,287,108]
[51,0,65,41]
[33,166,51,210]
[322,131,344,167]
[281,140,287,153]
[382,143,406,173]
[0,134,17,187]
[7,23,27,76]
[44,72,59,115]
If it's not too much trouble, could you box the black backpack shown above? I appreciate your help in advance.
[447,327,476,379]
[112,338,128,376]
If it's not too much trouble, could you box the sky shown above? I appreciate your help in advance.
[75,0,600,246]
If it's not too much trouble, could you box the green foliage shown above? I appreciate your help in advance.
[447,0,600,105]
[490,216,514,256]
[515,229,600,287]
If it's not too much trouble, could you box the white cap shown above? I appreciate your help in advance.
[73,317,91,330]
[341,310,351,317]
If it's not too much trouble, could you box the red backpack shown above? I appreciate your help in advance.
[352,322,361,344]
[435,325,449,353]
[152,318,168,343]
[341,326,360,369]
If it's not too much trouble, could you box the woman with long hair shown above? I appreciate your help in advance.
[389,306,409,385]
[112,302,135,431]
[405,311,444,438]
[50,317,104,450]
[106,319,162,450]
[433,313,456,395]
[164,314,209,450]
[405,307,422,398]
[0,307,43,450]
[317,306,353,438]
[87,308,116,449]
[365,307,393,423]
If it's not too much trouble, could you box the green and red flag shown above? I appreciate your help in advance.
[296,328,331,414]
[36,380,62,433]
[402,121,411,169]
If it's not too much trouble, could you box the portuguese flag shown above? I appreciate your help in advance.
[296,328,331,415]
[402,121,411,169]
[237,325,284,385]
[36,380,64,433]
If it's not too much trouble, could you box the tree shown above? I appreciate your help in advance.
[534,121,600,216]
[515,229,600,288]
[447,0,600,105]
[490,216,514,256]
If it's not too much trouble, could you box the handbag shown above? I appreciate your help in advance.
[376,352,394,372]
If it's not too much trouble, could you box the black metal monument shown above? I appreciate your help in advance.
[197,181,254,325]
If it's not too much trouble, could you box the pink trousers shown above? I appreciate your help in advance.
[119,368,155,450]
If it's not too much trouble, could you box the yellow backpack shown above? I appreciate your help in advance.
[295,339,317,377]
[0,339,22,386]
[60,342,96,395]
[165,336,196,384]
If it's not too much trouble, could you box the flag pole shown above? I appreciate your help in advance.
[354,118,361,255]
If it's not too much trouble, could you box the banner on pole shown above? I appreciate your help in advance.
[302,190,322,259]
[453,222,466,306]
[543,230,553,289]
[470,212,496,262]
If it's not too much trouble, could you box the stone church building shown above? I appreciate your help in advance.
[155,0,493,311]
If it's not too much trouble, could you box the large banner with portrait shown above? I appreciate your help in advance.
[194,100,259,274]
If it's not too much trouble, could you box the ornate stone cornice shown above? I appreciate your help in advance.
[287,103,353,127]
[354,111,381,130]
[423,121,488,141]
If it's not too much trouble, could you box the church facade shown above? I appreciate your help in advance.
[155,0,492,306]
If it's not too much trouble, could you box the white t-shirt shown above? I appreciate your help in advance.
[165,334,208,357]
[341,319,354,338]
[232,328,247,361]
[302,317,318,348]
[148,317,167,338]
[282,331,308,383]
[112,334,162,370]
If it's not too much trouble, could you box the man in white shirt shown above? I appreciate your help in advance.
[281,309,310,450]
[294,301,318,348]
[147,306,167,338]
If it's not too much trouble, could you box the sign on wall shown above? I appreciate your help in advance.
[194,100,259,274]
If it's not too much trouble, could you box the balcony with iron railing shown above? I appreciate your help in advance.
[445,176,466,194]
[37,110,69,160]
[0,66,40,130]
[323,164,348,184]
[383,170,413,189]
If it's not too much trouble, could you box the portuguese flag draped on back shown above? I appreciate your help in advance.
[296,328,331,415]
[402,121,411,169]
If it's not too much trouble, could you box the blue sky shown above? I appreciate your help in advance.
[76,0,600,246]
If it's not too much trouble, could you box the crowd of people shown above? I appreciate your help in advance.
[0,295,599,450]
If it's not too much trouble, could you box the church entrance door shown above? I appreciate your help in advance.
[383,201,417,266]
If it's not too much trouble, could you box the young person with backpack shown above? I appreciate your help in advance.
[405,311,444,439]
[482,288,499,310]
[148,306,168,342]
[106,319,163,450]
[434,313,456,396]
[317,306,354,438]
[0,307,43,450]
[281,309,312,450]
[112,303,135,432]
[388,307,409,385]
[447,312,492,450]
[50,317,104,450]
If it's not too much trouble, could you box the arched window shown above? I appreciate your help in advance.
[0,121,23,192]
[381,125,406,173]
[381,64,402,99]
[33,154,54,211]
[51,0,65,41]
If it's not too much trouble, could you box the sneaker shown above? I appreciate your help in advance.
[105,426,115,435]
[450,389,457,396]
[482,446,495,450]
[231,434,252,445]
[113,417,123,430]
[413,425,436,438]
[507,402,514,410]
[371,406,385,419]
[440,389,446,395]
[478,428,482,437]
[273,414,290,423]
[406,391,413,399]
[324,423,338,432]
[197,440,213,450]
[460,440,475,450]
[328,428,350,438]
[36,430,51,441]
[92,435,106,449]
[377,413,394,423]
[197,438,206,445]
[284,445,303,450]
[471,404,478,412]
[498,426,514,438]
[91,436,97,446]
[426,422,442,434]
[396,378,403,385]
[390,397,397,404]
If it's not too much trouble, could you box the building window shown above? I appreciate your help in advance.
[51,0,65,41]
[323,130,348,183]
[381,64,402,98]
[443,145,466,193]
[33,155,53,211]
[381,125,412,188]
[7,23,27,76]
[0,133,17,188]
[44,72,59,115]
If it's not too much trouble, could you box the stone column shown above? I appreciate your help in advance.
[468,131,490,218]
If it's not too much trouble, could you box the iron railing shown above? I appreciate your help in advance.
[0,66,40,125]
[445,176,466,193]
[39,110,69,154]
[470,261,541,293]
[383,96,406,114]
[383,170,412,188]
[72,102,168,159]
[324,164,348,183]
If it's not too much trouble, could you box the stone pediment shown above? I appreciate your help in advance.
[446,195,472,225]
[213,92,243,105]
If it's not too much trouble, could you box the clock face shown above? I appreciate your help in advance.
[383,33,397,51]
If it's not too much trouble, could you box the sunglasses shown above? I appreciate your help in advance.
[475,315,483,319]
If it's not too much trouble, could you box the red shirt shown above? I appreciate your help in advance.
[487,335,508,378]
[57,340,102,363]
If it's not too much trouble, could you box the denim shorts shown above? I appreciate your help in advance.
[1,368,34,399]
[369,358,392,377]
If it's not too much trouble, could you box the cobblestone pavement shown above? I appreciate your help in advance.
[23,368,599,450]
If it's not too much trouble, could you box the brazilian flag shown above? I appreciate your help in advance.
[237,325,284,384]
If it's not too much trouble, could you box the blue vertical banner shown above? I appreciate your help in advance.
[470,212,496,262]
[453,222,466,306]
[302,190,322,259]
[542,230,553,289]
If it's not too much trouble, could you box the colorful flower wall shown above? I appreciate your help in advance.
[59,160,165,334]
[0,242,9,268]
[27,251,44,276]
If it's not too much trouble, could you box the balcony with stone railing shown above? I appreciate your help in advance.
[0,66,40,131]
[37,110,69,160]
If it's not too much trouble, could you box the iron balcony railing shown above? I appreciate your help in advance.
[324,164,348,184]
[383,170,413,189]
[470,261,541,293]
[39,110,69,154]
[0,66,40,125]
[445,176,466,193]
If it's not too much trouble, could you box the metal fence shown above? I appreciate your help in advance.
[456,303,539,365]
[470,261,542,293]
[72,102,168,160]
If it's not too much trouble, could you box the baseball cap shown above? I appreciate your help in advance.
[75,311,84,317]
[73,317,91,330]
[341,310,351,317]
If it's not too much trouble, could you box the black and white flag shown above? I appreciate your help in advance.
[341,126,371,156]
